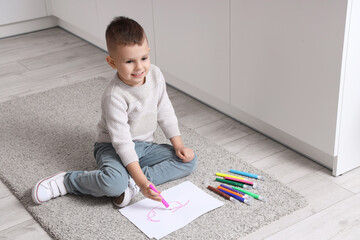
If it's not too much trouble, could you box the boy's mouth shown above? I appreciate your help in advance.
[131,72,144,77]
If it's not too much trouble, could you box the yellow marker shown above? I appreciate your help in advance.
[215,172,244,180]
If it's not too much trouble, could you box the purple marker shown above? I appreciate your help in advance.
[149,184,170,209]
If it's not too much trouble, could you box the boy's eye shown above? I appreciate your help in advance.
[126,60,133,64]
[142,57,148,61]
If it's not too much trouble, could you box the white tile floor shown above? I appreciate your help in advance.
[1,28,359,240]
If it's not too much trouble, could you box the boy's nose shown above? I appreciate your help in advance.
[134,61,142,70]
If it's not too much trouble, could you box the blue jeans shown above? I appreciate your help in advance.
[64,142,198,197]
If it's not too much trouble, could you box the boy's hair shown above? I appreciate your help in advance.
[105,16,146,56]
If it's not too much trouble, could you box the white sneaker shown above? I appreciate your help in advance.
[113,177,140,208]
[128,177,140,195]
[32,172,68,204]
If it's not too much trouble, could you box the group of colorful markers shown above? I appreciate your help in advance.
[207,169,266,205]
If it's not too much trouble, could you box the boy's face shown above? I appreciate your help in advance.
[106,40,150,86]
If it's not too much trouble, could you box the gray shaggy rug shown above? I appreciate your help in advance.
[0,77,307,239]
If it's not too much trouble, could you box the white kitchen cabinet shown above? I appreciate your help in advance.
[50,0,98,39]
[1,0,359,175]
[0,0,47,25]
[0,0,56,39]
[49,0,156,60]
[230,0,360,175]
[334,0,360,175]
[152,0,230,104]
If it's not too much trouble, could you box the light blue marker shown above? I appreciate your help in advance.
[230,169,265,181]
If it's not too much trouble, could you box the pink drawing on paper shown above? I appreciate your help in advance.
[147,200,190,222]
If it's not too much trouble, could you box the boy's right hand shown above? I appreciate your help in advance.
[126,162,162,202]
[139,181,163,202]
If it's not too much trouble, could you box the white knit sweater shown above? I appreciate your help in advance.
[96,64,180,166]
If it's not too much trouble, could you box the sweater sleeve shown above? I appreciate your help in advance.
[104,92,139,167]
[156,70,181,139]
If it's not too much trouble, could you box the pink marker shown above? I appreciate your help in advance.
[225,176,253,185]
[149,184,170,209]
[224,176,260,189]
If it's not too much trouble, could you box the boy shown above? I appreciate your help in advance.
[32,16,198,207]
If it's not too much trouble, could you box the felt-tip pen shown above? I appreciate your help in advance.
[230,169,265,180]
[216,172,244,180]
[218,189,251,205]
[149,184,171,209]
[232,186,266,202]
[207,185,237,203]
[224,176,260,189]
[215,178,252,189]
[219,184,249,199]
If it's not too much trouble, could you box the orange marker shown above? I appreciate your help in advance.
[217,186,245,198]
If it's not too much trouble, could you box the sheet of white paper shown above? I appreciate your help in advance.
[119,181,224,239]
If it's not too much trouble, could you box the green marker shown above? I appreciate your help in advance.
[232,186,266,201]
[215,178,252,189]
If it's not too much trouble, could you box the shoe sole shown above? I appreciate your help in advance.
[32,172,66,204]
[113,188,132,208]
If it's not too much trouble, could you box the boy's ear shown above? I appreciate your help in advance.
[106,56,116,69]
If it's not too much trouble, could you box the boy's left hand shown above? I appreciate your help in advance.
[175,147,194,163]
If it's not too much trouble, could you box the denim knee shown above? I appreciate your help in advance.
[185,153,198,174]
[99,168,128,197]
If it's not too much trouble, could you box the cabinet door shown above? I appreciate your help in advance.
[51,0,98,37]
[230,0,347,157]
[0,0,47,25]
[153,0,230,103]
[96,0,156,62]
[335,0,360,175]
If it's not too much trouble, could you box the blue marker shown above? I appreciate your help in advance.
[230,169,265,180]
[219,184,249,199]
[218,189,251,205]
